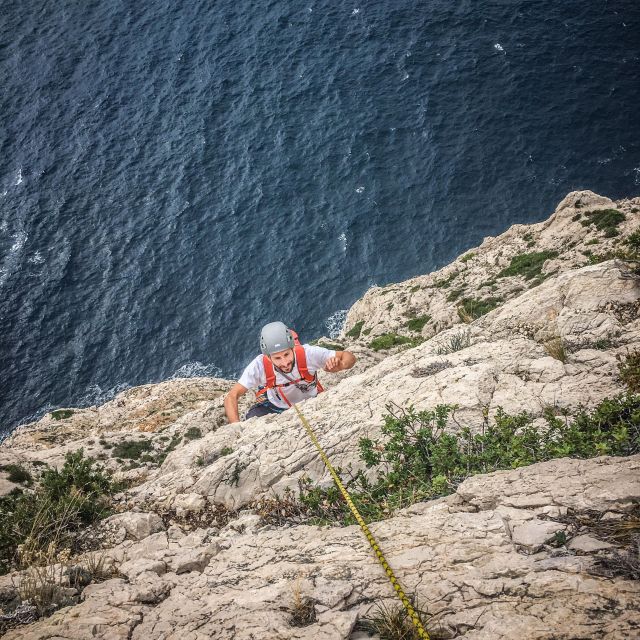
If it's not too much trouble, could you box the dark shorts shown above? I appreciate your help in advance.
[245,398,287,420]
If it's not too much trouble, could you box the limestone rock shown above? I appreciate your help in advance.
[568,534,616,553]
[105,511,165,541]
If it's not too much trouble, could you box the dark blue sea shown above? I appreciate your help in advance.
[1,1,639,435]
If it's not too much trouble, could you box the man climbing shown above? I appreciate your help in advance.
[224,321,356,422]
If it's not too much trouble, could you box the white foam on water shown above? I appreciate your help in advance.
[325,309,347,339]
[27,250,44,264]
[10,231,27,252]
[170,361,223,379]
[352,8,360,15]
[634,167,640,186]
[13,168,23,186]
[338,232,347,252]
[494,43,505,53]
[80,381,132,407]
[355,185,364,193]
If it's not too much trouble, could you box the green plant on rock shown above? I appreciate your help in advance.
[184,427,202,441]
[346,320,365,339]
[0,451,115,574]
[110,439,153,460]
[369,334,416,351]
[619,351,640,393]
[1,464,33,485]
[457,297,503,322]
[497,250,558,281]
[460,252,475,263]
[50,409,74,420]
[582,209,626,237]
[433,271,459,288]
[404,315,430,333]
[297,394,640,526]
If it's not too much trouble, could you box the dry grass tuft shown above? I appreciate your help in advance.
[356,599,440,640]
[282,578,316,628]
[544,336,567,363]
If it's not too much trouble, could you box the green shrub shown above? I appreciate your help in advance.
[457,297,503,322]
[498,250,558,281]
[446,288,464,302]
[346,320,365,339]
[298,394,640,525]
[1,464,32,485]
[625,228,640,256]
[404,316,430,333]
[315,342,344,351]
[433,271,459,288]
[369,334,414,351]
[111,439,152,460]
[50,409,74,420]
[184,427,203,441]
[410,284,421,292]
[0,451,115,574]
[619,351,640,393]
[583,209,626,236]
[460,252,475,262]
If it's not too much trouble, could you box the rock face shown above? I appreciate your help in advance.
[1,191,639,639]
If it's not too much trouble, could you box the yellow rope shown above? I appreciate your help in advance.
[292,403,430,639]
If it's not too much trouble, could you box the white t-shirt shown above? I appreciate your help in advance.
[238,344,335,409]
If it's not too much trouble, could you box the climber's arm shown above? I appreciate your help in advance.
[324,350,356,373]
[224,382,249,424]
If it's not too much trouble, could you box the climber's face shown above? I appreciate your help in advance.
[270,348,295,373]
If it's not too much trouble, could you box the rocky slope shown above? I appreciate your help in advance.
[1,190,639,639]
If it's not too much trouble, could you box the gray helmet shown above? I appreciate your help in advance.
[260,321,295,355]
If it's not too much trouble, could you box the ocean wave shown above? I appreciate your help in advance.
[170,361,223,379]
[325,309,347,339]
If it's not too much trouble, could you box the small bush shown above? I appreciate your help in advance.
[0,451,115,574]
[460,252,475,262]
[346,320,365,339]
[433,271,459,288]
[446,287,464,302]
[298,394,640,525]
[435,330,471,355]
[1,464,32,485]
[498,250,558,281]
[110,440,152,460]
[184,427,202,441]
[625,228,640,256]
[619,351,640,393]
[410,284,421,292]
[315,342,344,351]
[583,209,626,236]
[369,334,414,351]
[457,297,503,322]
[50,409,74,421]
[404,316,430,333]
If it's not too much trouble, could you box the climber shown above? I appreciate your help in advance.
[224,321,356,422]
